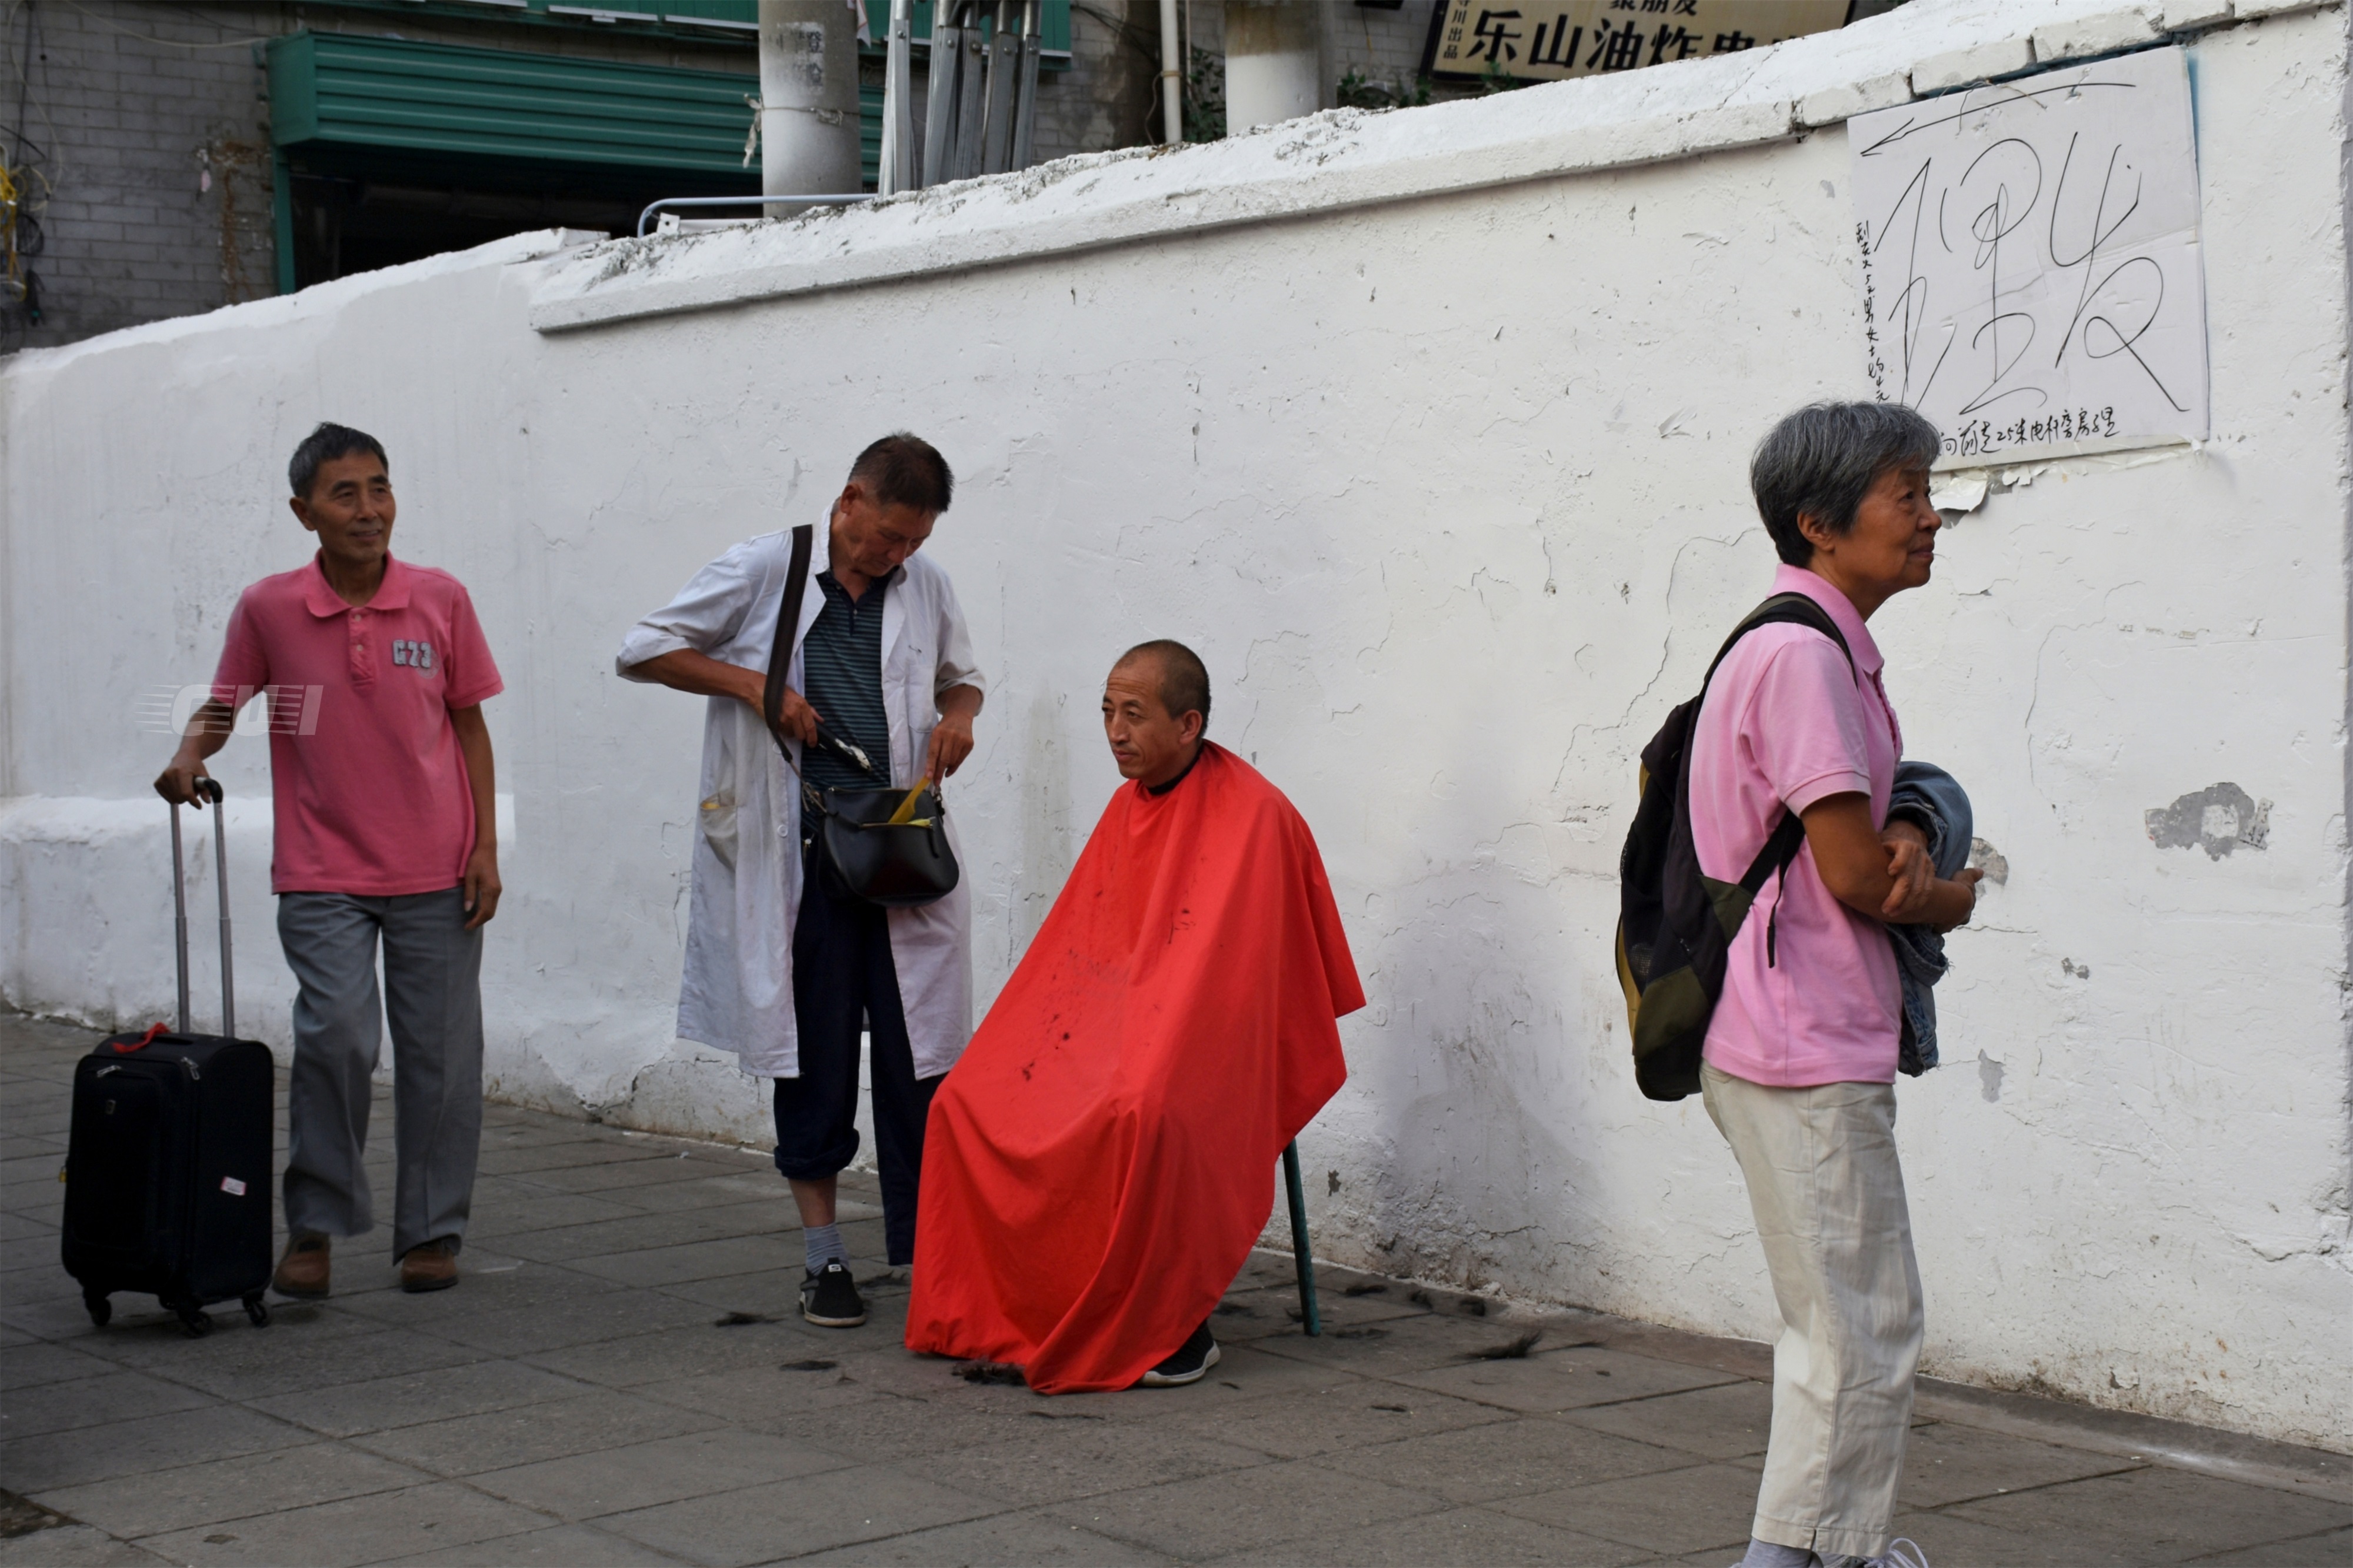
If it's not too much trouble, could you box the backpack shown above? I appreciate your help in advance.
[1615,593,1854,1101]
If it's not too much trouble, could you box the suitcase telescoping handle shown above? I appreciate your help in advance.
[168,779,234,1039]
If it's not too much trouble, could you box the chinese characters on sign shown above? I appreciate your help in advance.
[1423,0,1848,85]
[1847,45,2211,465]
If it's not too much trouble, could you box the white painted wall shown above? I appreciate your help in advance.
[4,0,2347,1451]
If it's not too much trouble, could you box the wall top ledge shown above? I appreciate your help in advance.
[515,0,2317,334]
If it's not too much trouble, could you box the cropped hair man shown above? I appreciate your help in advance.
[156,422,505,1297]
[618,433,984,1331]
[908,639,1362,1393]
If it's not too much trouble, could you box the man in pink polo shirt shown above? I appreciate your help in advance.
[156,422,503,1298]
[1691,403,1980,1568]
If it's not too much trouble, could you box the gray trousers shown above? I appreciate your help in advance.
[276,888,484,1258]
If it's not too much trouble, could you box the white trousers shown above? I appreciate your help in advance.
[1702,1062,1924,1562]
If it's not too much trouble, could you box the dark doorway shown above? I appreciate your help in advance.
[280,148,759,288]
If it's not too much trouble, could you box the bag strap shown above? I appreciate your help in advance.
[1701,592,1858,891]
[1704,591,1854,689]
[762,525,816,767]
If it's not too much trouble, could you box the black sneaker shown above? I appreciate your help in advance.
[799,1260,866,1328]
[1138,1319,1219,1387]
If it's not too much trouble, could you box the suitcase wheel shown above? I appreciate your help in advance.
[243,1293,270,1329]
[174,1305,213,1339]
[83,1292,111,1329]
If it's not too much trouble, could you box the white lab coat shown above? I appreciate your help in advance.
[616,526,984,1079]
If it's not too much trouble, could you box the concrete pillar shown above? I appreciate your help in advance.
[1223,1,1329,134]
[758,0,862,200]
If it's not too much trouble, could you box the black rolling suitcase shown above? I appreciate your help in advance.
[62,780,276,1336]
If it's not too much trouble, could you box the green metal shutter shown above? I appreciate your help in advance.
[861,82,882,189]
[265,31,760,176]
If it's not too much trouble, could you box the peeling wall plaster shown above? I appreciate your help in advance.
[2145,782,2273,859]
[4,1,2349,1451]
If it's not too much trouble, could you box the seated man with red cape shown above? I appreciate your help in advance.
[905,640,1363,1393]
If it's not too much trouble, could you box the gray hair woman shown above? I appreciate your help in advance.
[1688,402,1981,1568]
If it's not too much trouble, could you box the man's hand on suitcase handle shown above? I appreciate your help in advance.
[156,698,236,806]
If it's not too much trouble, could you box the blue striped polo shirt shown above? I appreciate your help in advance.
[800,569,893,792]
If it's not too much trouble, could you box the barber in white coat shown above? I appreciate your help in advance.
[617,434,982,1332]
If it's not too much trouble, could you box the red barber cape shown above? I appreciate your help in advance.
[906,744,1362,1394]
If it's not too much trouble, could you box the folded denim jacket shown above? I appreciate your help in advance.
[1886,760,1972,1076]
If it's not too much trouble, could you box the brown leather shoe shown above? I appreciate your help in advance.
[399,1237,459,1293]
[272,1233,331,1299]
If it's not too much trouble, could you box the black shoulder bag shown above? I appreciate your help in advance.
[762,525,961,909]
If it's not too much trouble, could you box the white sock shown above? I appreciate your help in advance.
[804,1222,846,1273]
[1739,1541,1814,1568]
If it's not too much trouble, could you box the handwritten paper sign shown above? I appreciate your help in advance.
[1847,46,2210,466]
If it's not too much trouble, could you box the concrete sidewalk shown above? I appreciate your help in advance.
[2,1010,2347,1567]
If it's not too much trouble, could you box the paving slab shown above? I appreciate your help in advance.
[475,1140,681,1177]
[1199,1502,1652,1567]
[569,1236,810,1290]
[635,1363,888,1430]
[1046,1344,1367,1424]
[1042,1458,1439,1562]
[1946,1463,2353,1563]
[788,1507,1180,1566]
[0,1342,115,1393]
[1555,1376,1776,1459]
[135,1479,553,1568]
[28,1441,431,1540]
[466,1429,852,1520]
[421,1285,725,1357]
[1314,1410,1697,1505]
[914,1419,1268,1507]
[1393,1343,1747,1414]
[458,1192,644,1240]
[322,1260,619,1326]
[0,1404,316,1493]
[522,1319,841,1390]
[1158,1372,1511,1460]
[1487,1458,1762,1557]
[489,1203,789,1267]
[599,1464,1002,1567]
[518,1157,760,1196]
[251,1359,596,1439]
[578,1174,804,1218]
[1864,1506,2048,1568]
[368,1521,691,1565]
[1898,1417,2149,1509]
[0,1522,175,1565]
[346,1388,727,1476]
[83,1319,489,1402]
[2187,1524,2353,1566]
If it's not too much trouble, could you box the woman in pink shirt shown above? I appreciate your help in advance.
[1692,403,1981,1568]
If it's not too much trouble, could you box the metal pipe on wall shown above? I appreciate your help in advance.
[981,0,1020,174]
[878,0,916,195]
[951,7,988,181]
[1011,0,1042,171]
[920,4,963,187]
[1159,0,1182,145]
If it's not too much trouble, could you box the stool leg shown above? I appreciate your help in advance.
[1282,1140,1321,1337]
